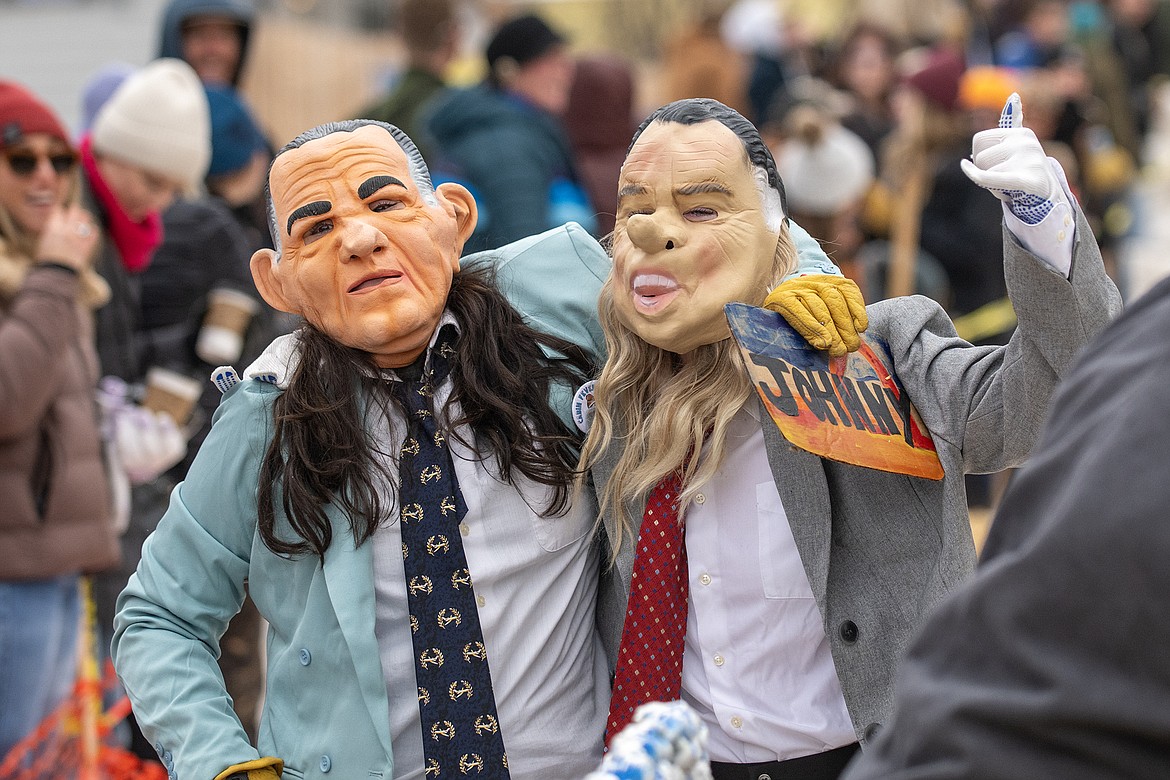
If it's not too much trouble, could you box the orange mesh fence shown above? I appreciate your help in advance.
[0,579,167,780]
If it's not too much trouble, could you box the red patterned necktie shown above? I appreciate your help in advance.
[605,467,689,745]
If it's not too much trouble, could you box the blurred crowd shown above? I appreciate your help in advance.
[634,0,1165,329]
[1,0,1168,772]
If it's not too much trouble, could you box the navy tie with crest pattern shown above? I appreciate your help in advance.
[395,326,510,778]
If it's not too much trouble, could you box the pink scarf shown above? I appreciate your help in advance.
[79,134,162,274]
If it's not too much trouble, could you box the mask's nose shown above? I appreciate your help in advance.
[626,213,684,253]
[339,218,387,262]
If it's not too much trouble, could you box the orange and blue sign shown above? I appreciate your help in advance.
[727,303,944,480]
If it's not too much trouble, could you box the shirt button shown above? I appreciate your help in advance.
[730,716,743,728]
[1057,230,1066,241]
[758,774,772,780]
[699,573,712,586]
[460,523,470,537]
[476,595,486,607]
[695,493,705,504]
[319,754,332,773]
[713,654,724,666]
[299,648,311,666]
[1064,215,1071,226]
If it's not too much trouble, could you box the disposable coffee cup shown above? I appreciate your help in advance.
[142,367,203,425]
[196,287,259,365]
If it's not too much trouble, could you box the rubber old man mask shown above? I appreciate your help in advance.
[251,123,477,367]
[611,109,789,355]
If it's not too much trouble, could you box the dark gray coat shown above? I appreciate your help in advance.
[843,271,1170,779]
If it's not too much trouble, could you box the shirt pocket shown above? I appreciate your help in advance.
[756,481,809,599]
[531,512,594,551]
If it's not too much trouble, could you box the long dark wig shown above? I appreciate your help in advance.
[256,265,596,560]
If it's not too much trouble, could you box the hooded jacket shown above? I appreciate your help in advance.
[158,0,254,87]
[423,84,594,252]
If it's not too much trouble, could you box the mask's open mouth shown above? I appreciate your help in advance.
[631,273,681,312]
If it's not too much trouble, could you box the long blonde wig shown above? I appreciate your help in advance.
[582,225,798,561]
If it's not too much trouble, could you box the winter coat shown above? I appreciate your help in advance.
[80,176,145,383]
[0,241,119,580]
[423,84,593,252]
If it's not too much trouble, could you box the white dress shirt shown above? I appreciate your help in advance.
[367,318,609,779]
[681,402,856,763]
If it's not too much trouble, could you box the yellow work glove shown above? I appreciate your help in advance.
[764,274,869,358]
[214,757,283,780]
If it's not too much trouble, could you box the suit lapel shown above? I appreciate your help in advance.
[591,438,642,596]
[591,437,648,673]
[757,396,832,606]
[321,507,395,760]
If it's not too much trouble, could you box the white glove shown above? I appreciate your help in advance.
[112,404,187,485]
[97,376,188,486]
[960,92,1069,225]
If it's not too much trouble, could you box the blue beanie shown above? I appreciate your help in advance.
[204,84,267,177]
[80,62,135,131]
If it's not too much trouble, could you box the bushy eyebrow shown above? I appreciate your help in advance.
[617,181,732,202]
[287,200,331,235]
[677,182,732,197]
[617,184,646,200]
[359,175,404,200]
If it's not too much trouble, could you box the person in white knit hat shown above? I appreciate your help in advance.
[90,57,211,208]
[81,56,212,762]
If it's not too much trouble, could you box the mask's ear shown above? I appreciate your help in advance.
[250,247,299,314]
[436,182,478,265]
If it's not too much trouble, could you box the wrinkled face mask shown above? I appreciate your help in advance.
[255,125,475,368]
[611,119,780,355]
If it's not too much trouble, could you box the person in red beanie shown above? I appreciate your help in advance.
[0,80,120,760]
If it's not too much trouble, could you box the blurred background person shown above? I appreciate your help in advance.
[875,45,1009,318]
[81,57,211,759]
[660,0,751,117]
[157,0,276,280]
[158,0,255,88]
[353,0,460,164]
[1102,0,1170,146]
[766,77,877,283]
[0,80,119,760]
[993,0,1072,69]
[203,83,274,256]
[563,53,639,237]
[829,22,903,162]
[719,0,792,125]
[80,58,208,385]
[79,58,273,748]
[424,11,595,251]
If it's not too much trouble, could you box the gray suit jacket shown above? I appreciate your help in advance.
[596,207,1122,746]
[842,262,1170,780]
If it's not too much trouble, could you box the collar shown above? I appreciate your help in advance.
[244,312,460,389]
[377,312,460,384]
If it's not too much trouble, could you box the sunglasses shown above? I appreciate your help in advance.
[4,149,78,177]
